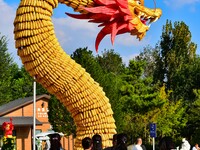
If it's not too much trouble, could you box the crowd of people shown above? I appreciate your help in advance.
[41,132,199,150]
[82,134,199,150]
[156,137,199,150]
[82,133,128,150]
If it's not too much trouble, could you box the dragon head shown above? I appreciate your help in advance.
[128,0,162,40]
[66,0,162,51]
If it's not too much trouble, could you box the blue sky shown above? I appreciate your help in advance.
[0,0,200,66]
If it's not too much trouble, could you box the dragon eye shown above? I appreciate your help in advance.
[136,0,141,5]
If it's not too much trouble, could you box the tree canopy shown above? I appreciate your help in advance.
[0,34,15,104]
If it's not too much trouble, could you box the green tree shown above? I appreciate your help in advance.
[96,49,126,132]
[48,96,76,136]
[136,45,159,78]
[186,89,200,144]
[0,34,17,105]
[119,59,186,143]
[119,59,162,139]
[71,47,104,84]
[156,87,187,140]
[97,49,125,75]
[153,20,197,101]
[9,65,48,100]
[10,66,34,99]
[171,57,200,102]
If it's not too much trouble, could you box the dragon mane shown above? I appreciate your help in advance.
[66,0,136,51]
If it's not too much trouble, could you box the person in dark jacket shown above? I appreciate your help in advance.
[104,134,118,150]
[82,137,93,150]
[49,133,63,150]
[114,133,128,150]
[158,136,175,150]
[92,134,103,150]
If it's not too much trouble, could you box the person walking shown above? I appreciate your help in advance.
[180,138,191,150]
[132,138,143,150]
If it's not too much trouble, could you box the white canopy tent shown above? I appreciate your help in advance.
[36,131,64,141]
[35,131,64,150]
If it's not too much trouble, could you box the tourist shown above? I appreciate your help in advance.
[192,143,199,150]
[92,134,103,150]
[115,133,128,150]
[49,133,63,150]
[82,137,93,150]
[158,136,175,150]
[104,134,118,150]
[180,138,191,150]
[133,138,143,150]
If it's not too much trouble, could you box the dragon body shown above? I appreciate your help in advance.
[14,0,161,149]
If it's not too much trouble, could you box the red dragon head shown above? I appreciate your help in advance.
[65,0,162,51]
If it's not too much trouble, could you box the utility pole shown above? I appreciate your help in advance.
[33,77,36,150]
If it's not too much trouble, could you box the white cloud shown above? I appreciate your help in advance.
[52,17,100,54]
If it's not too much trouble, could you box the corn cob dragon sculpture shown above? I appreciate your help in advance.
[14,0,161,149]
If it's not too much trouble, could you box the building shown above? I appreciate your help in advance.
[0,94,74,150]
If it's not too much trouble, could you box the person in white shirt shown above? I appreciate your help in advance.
[180,138,191,150]
[192,143,199,150]
[133,138,143,150]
